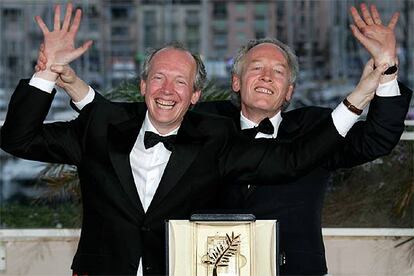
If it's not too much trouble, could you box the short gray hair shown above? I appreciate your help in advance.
[231,38,299,84]
[140,42,207,91]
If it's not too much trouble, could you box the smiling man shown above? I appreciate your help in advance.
[140,47,201,134]
[231,42,295,123]
[195,4,412,275]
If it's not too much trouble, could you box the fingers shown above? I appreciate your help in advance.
[55,78,65,88]
[350,6,366,29]
[62,3,73,32]
[370,5,382,25]
[69,9,82,36]
[360,59,374,79]
[50,64,68,74]
[388,12,399,30]
[35,16,49,34]
[374,63,389,77]
[38,51,47,64]
[53,5,61,31]
[68,40,93,61]
[360,3,374,25]
[51,64,76,83]
[349,24,370,47]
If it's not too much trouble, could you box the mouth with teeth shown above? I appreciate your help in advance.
[255,87,274,95]
[155,98,176,110]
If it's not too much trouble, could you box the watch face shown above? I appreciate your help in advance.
[384,65,398,75]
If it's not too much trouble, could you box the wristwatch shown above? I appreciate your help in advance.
[343,98,363,115]
[383,64,398,75]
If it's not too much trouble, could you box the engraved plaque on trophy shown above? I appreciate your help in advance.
[166,214,278,276]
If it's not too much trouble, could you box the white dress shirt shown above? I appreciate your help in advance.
[131,113,177,213]
[131,113,177,276]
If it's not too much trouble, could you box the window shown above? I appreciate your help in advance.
[111,26,129,36]
[186,10,200,26]
[2,8,21,22]
[213,2,227,18]
[236,17,246,29]
[111,7,129,19]
[235,3,246,13]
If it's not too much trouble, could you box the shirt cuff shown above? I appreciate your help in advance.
[72,87,95,110]
[376,78,400,97]
[29,73,56,93]
[331,103,360,137]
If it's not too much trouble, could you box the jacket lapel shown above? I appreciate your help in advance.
[276,112,302,141]
[146,112,205,213]
[108,107,146,216]
[243,112,301,200]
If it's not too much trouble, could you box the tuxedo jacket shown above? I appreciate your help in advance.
[0,80,348,275]
[195,82,412,275]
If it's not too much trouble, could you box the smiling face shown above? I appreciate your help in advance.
[232,43,294,123]
[140,48,201,134]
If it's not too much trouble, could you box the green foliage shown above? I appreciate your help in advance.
[103,77,232,103]
[105,77,144,102]
[323,140,414,227]
[1,202,81,228]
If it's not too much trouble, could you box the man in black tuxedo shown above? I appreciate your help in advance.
[196,4,412,275]
[0,4,386,276]
[40,3,412,276]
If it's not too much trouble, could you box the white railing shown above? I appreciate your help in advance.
[1,228,414,239]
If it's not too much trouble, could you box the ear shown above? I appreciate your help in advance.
[140,79,146,96]
[285,84,294,101]
[191,90,201,105]
[231,74,241,93]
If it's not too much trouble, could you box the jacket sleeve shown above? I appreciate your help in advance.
[0,79,90,165]
[70,89,107,112]
[325,81,413,169]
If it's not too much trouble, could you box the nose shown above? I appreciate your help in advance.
[260,68,273,83]
[161,80,174,94]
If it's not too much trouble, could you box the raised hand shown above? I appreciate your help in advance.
[50,64,90,102]
[34,43,47,72]
[35,3,93,70]
[35,43,90,102]
[350,3,399,66]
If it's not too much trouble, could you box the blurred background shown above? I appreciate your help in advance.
[0,1,413,275]
[0,0,412,229]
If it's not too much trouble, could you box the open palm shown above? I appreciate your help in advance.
[35,3,92,67]
[350,3,399,65]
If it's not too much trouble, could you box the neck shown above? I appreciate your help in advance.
[148,117,180,135]
[241,108,279,124]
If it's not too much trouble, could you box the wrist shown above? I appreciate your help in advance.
[346,90,373,111]
[343,98,363,115]
[61,78,89,102]
[34,69,59,82]
[374,55,398,68]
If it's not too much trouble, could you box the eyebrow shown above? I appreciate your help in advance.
[249,59,288,68]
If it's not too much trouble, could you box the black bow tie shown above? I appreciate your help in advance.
[144,131,177,151]
[242,117,274,138]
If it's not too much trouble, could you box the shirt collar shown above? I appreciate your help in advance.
[240,111,283,137]
[142,111,180,136]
